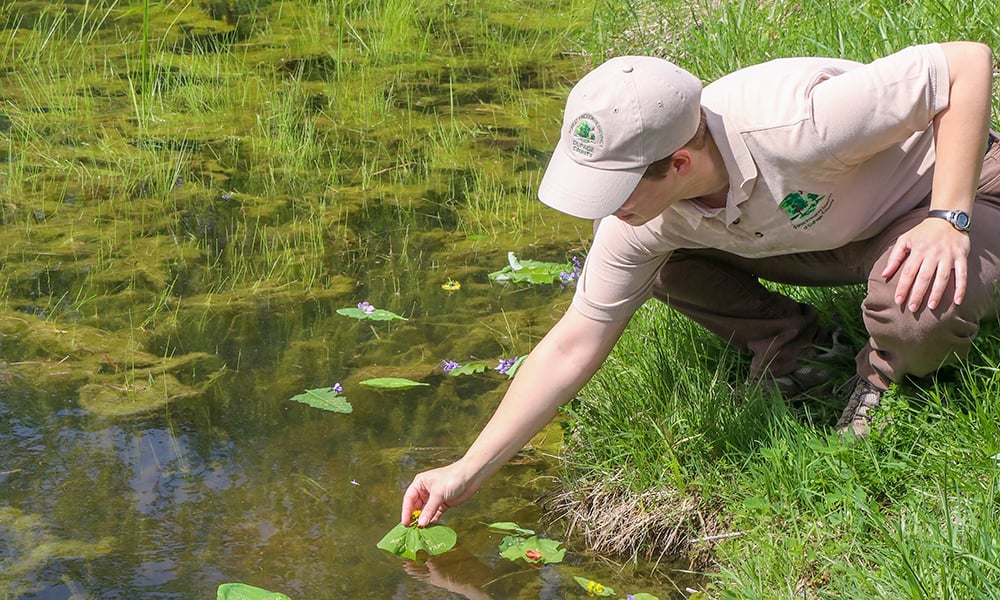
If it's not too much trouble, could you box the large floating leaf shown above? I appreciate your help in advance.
[359,377,429,390]
[448,362,489,377]
[488,252,572,285]
[498,534,565,565]
[336,307,407,321]
[376,522,457,560]
[485,521,535,536]
[289,387,352,413]
[216,583,291,600]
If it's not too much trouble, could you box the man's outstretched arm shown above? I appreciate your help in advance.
[401,305,630,527]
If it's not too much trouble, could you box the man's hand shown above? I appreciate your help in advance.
[882,217,970,311]
[401,461,480,527]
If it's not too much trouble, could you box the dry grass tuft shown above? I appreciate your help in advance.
[542,471,727,570]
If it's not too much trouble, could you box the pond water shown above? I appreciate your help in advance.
[1,1,696,597]
[2,286,671,599]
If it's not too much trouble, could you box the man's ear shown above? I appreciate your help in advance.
[669,149,693,175]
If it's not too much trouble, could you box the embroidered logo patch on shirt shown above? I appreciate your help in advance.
[569,114,603,158]
[779,190,834,230]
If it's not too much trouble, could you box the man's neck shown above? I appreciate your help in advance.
[692,135,730,208]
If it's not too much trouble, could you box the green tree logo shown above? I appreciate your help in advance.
[574,120,596,141]
[779,191,825,221]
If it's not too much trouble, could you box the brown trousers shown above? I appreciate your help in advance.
[653,133,1000,389]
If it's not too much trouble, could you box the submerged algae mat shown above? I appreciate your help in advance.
[0,310,224,416]
[0,506,115,589]
[0,0,592,417]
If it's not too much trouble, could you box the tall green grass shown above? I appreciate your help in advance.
[558,0,1000,596]
[560,292,1000,596]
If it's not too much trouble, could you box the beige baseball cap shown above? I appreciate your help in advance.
[538,56,703,219]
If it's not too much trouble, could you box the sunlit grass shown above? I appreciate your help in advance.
[554,0,1000,595]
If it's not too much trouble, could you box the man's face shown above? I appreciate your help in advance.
[611,172,678,226]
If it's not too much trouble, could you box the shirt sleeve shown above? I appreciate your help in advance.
[570,217,672,322]
[808,43,950,166]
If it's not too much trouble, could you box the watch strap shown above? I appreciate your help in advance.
[926,209,971,232]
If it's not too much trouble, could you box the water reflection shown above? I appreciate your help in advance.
[403,553,495,599]
[1,354,689,599]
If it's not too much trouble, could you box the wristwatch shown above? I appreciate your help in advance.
[926,209,971,232]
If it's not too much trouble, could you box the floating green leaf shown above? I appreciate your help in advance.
[630,593,661,600]
[488,252,572,285]
[485,521,535,536]
[448,362,489,376]
[289,387,352,413]
[376,522,457,559]
[502,356,526,379]
[573,576,615,596]
[359,377,430,389]
[216,583,291,600]
[336,307,407,321]
[497,534,565,565]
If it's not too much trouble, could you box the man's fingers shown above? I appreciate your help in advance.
[893,257,922,307]
[418,495,445,527]
[885,223,970,310]
[902,259,965,311]
[953,259,968,305]
[925,264,952,310]
[882,241,909,281]
[905,260,941,311]
[401,481,428,525]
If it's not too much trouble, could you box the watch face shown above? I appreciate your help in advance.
[954,212,971,229]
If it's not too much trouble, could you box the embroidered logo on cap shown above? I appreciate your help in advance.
[569,113,603,158]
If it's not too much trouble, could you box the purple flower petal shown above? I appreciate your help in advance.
[495,357,518,375]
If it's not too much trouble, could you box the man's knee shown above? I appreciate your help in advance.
[863,298,979,377]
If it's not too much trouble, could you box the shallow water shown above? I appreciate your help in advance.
[1,284,693,598]
[1,1,694,597]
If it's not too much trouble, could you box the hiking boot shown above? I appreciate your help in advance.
[761,327,851,397]
[834,377,886,437]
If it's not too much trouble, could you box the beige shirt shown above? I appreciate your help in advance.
[573,44,951,322]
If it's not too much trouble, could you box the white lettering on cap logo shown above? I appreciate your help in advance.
[569,113,603,158]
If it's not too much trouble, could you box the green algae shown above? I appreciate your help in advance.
[0,506,115,597]
[1,0,590,419]
[1,310,225,416]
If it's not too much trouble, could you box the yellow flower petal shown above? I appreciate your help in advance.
[442,279,461,291]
